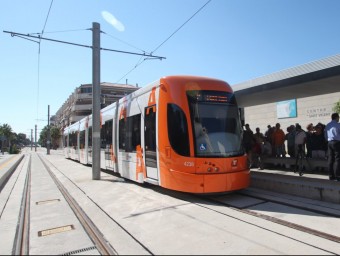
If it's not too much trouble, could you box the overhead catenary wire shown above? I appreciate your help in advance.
[37,0,54,125]
[151,0,212,55]
[102,32,150,55]
[4,0,211,109]
[4,31,165,59]
[115,0,212,83]
[41,0,54,35]
[30,28,88,35]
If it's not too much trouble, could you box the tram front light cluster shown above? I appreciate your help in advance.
[205,162,220,172]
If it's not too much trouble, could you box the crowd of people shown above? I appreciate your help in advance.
[242,113,340,181]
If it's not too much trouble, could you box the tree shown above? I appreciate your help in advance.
[15,133,31,147]
[50,126,61,149]
[333,99,340,114]
[39,126,48,147]
[39,125,61,149]
[0,123,13,152]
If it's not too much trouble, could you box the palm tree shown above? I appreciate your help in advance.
[0,123,13,152]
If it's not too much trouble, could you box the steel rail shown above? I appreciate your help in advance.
[195,193,340,249]
[151,186,339,254]
[37,154,117,255]
[13,154,31,255]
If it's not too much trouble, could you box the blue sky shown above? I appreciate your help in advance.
[1,0,340,138]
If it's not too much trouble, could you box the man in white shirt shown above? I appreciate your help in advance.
[325,113,340,181]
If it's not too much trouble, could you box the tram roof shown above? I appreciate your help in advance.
[232,53,340,107]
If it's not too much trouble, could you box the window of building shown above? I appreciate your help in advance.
[80,87,92,93]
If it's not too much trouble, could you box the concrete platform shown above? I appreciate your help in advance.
[0,153,24,191]
[250,168,340,204]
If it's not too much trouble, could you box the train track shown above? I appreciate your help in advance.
[11,151,340,255]
[136,181,340,254]
[13,153,117,255]
[3,153,31,255]
[158,188,340,254]
[38,153,117,255]
[204,192,340,243]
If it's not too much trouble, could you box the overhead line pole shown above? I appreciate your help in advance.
[4,24,166,181]
[92,22,101,180]
[3,30,166,60]
[35,125,37,152]
[47,105,51,155]
[31,129,33,151]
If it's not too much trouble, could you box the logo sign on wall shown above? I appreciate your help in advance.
[306,107,331,118]
[277,99,297,119]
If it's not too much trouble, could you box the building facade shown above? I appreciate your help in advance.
[53,82,139,131]
[233,54,340,134]
[242,92,340,133]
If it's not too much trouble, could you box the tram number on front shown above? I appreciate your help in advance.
[184,161,194,167]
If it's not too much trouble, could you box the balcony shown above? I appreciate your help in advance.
[71,104,92,112]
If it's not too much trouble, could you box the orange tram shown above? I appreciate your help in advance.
[63,76,250,193]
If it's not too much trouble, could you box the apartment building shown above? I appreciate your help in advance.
[54,82,139,130]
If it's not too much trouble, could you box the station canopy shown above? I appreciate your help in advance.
[232,54,340,107]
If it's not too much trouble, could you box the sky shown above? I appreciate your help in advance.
[1,0,340,139]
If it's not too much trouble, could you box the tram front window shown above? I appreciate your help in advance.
[187,91,243,157]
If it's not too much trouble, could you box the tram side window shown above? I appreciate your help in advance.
[79,130,85,149]
[119,114,141,153]
[119,119,126,151]
[64,135,68,148]
[167,104,190,157]
[101,120,113,149]
[69,131,78,149]
[145,107,156,153]
[145,106,157,168]
[88,127,92,147]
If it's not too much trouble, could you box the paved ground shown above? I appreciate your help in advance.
[1,148,340,255]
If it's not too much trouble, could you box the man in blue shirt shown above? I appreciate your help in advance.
[325,113,340,181]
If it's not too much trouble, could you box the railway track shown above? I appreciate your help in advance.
[139,180,340,254]
[13,154,30,255]
[13,152,117,255]
[159,188,340,254]
[202,192,340,242]
[6,150,340,255]
[48,154,340,254]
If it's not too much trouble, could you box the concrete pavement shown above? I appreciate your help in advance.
[1,147,340,255]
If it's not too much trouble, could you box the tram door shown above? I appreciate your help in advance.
[144,106,158,180]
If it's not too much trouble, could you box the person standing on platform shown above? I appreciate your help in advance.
[242,124,255,168]
[254,127,265,169]
[272,123,286,158]
[305,123,314,158]
[286,125,296,158]
[325,113,340,181]
[294,124,306,173]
